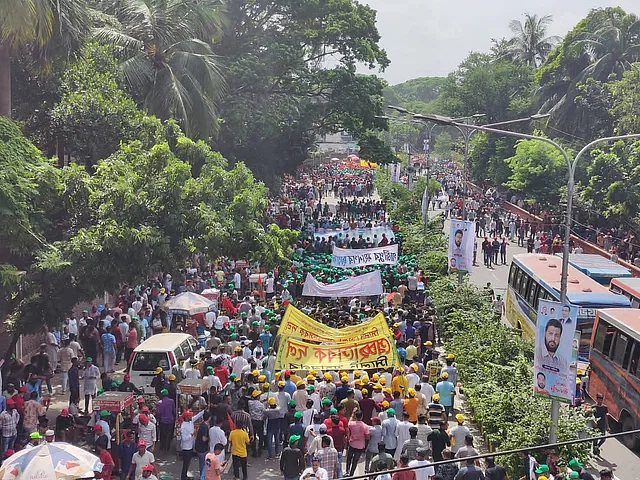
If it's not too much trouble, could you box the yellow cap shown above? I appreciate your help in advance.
[379,378,387,385]
[275,372,282,379]
[278,381,285,387]
[424,341,432,346]
[374,383,382,390]
[251,390,261,398]
[252,370,260,377]
[262,382,270,390]
[354,379,363,386]
[382,400,390,408]
[234,346,242,351]
[372,374,380,381]
[362,388,368,395]
[258,375,266,382]
[408,388,416,397]
[576,377,582,384]
[411,364,418,371]
[155,367,163,374]
[354,370,361,378]
[168,374,176,381]
[267,397,277,406]
[307,375,315,381]
[456,414,465,423]
[393,323,400,327]
[324,373,332,381]
[447,353,455,360]
[341,376,349,383]
[362,375,369,383]
[309,370,317,376]
[296,380,305,387]
[432,393,440,401]
[383,387,392,394]
[442,372,449,379]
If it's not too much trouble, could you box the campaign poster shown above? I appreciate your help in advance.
[448,220,474,273]
[533,299,578,403]
[390,163,401,183]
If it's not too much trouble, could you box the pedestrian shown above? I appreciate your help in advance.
[280,434,305,480]
[392,455,416,480]
[119,431,137,480]
[96,443,115,480]
[454,435,479,468]
[195,412,211,480]
[381,408,399,457]
[156,389,175,452]
[229,422,250,480]
[455,458,485,480]
[435,373,455,419]
[0,398,19,457]
[409,447,435,480]
[592,393,608,453]
[301,456,329,480]
[485,456,507,480]
[126,440,155,480]
[101,326,117,373]
[346,410,369,476]
[179,410,197,480]
[83,357,100,413]
[428,421,451,462]
[450,414,470,454]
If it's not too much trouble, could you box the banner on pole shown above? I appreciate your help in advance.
[331,244,398,268]
[448,219,474,273]
[302,271,383,297]
[533,299,578,403]
[391,163,401,183]
[278,306,391,344]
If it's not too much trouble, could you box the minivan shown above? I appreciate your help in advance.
[127,333,203,393]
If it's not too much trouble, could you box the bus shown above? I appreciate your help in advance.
[588,308,640,449]
[610,277,640,309]
[505,254,631,362]
[557,253,632,285]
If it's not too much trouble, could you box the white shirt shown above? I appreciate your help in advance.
[301,467,328,480]
[98,419,112,448]
[68,318,78,336]
[205,374,222,391]
[132,450,155,479]
[83,365,100,395]
[209,425,228,457]
[205,311,216,329]
[138,422,157,445]
[409,459,435,480]
[265,278,275,293]
[180,420,196,450]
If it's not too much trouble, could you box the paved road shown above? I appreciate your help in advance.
[432,208,640,480]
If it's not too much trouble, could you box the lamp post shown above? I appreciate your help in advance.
[413,112,640,442]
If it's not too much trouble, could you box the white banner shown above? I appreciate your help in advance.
[533,300,578,403]
[312,226,395,243]
[302,271,384,297]
[331,244,399,268]
[448,220,474,273]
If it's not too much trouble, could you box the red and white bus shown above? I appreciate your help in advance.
[588,308,640,449]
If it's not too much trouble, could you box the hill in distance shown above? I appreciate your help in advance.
[383,77,445,113]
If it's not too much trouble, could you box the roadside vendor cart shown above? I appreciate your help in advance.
[175,379,210,449]
[93,391,135,472]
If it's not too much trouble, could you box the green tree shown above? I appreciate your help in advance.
[536,8,640,139]
[357,131,397,164]
[50,44,151,168]
[503,138,568,204]
[507,14,561,67]
[0,0,90,117]
[94,0,226,139]
[212,0,389,180]
[467,132,516,186]
[609,63,640,134]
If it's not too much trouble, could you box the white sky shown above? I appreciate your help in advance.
[361,0,639,84]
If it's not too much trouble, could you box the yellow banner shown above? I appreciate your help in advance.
[275,334,400,371]
[278,305,391,344]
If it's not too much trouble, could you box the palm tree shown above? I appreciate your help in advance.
[0,0,90,117]
[95,0,227,139]
[508,14,561,68]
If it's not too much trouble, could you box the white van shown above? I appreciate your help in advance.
[127,333,203,393]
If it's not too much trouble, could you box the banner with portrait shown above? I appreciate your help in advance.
[391,163,401,183]
[275,334,401,371]
[331,244,398,268]
[533,299,578,403]
[448,220,475,273]
[277,305,392,344]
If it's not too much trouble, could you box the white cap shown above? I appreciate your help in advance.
[45,430,55,436]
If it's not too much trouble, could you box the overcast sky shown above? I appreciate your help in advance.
[361,0,639,85]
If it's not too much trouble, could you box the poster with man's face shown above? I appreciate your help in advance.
[448,220,474,273]
[533,299,578,403]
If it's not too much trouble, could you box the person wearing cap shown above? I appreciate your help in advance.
[281,433,305,480]
[127,440,155,480]
[381,407,399,457]
[534,464,551,480]
[156,388,176,452]
[137,413,156,453]
[230,346,248,378]
[450,414,470,454]
[248,389,266,457]
[598,468,620,480]
[408,447,434,480]
[568,459,594,480]
[229,421,250,480]
[140,463,158,480]
[96,441,115,480]
[118,373,142,394]
[0,397,19,455]
[265,396,283,459]
[83,356,100,414]
[318,373,336,401]
[25,431,42,449]
[96,410,112,450]
[340,388,359,420]
[442,353,458,387]
[436,372,456,419]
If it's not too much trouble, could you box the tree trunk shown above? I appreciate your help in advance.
[0,44,11,118]
[3,330,20,363]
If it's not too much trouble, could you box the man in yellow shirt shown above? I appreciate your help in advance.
[392,371,409,397]
[229,427,250,480]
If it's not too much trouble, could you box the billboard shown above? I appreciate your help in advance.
[448,220,474,273]
[533,299,578,403]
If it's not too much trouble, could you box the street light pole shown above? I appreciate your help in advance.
[413,113,640,443]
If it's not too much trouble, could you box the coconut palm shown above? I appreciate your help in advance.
[0,0,90,117]
[94,0,226,139]
[508,14,561,68]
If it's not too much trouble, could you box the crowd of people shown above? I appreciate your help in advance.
[0,160,618,480]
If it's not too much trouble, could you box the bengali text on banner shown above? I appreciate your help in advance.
[331,244,399,268]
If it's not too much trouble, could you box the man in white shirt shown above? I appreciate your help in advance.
[67,317,78,337]
[209,417,228,462]
[265,273,275,298]
[409,448,435,480]
[128,440,155,479]
[301,457,329,480]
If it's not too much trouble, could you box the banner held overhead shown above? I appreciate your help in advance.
[331,244,399,268]
[302,271,383,297]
